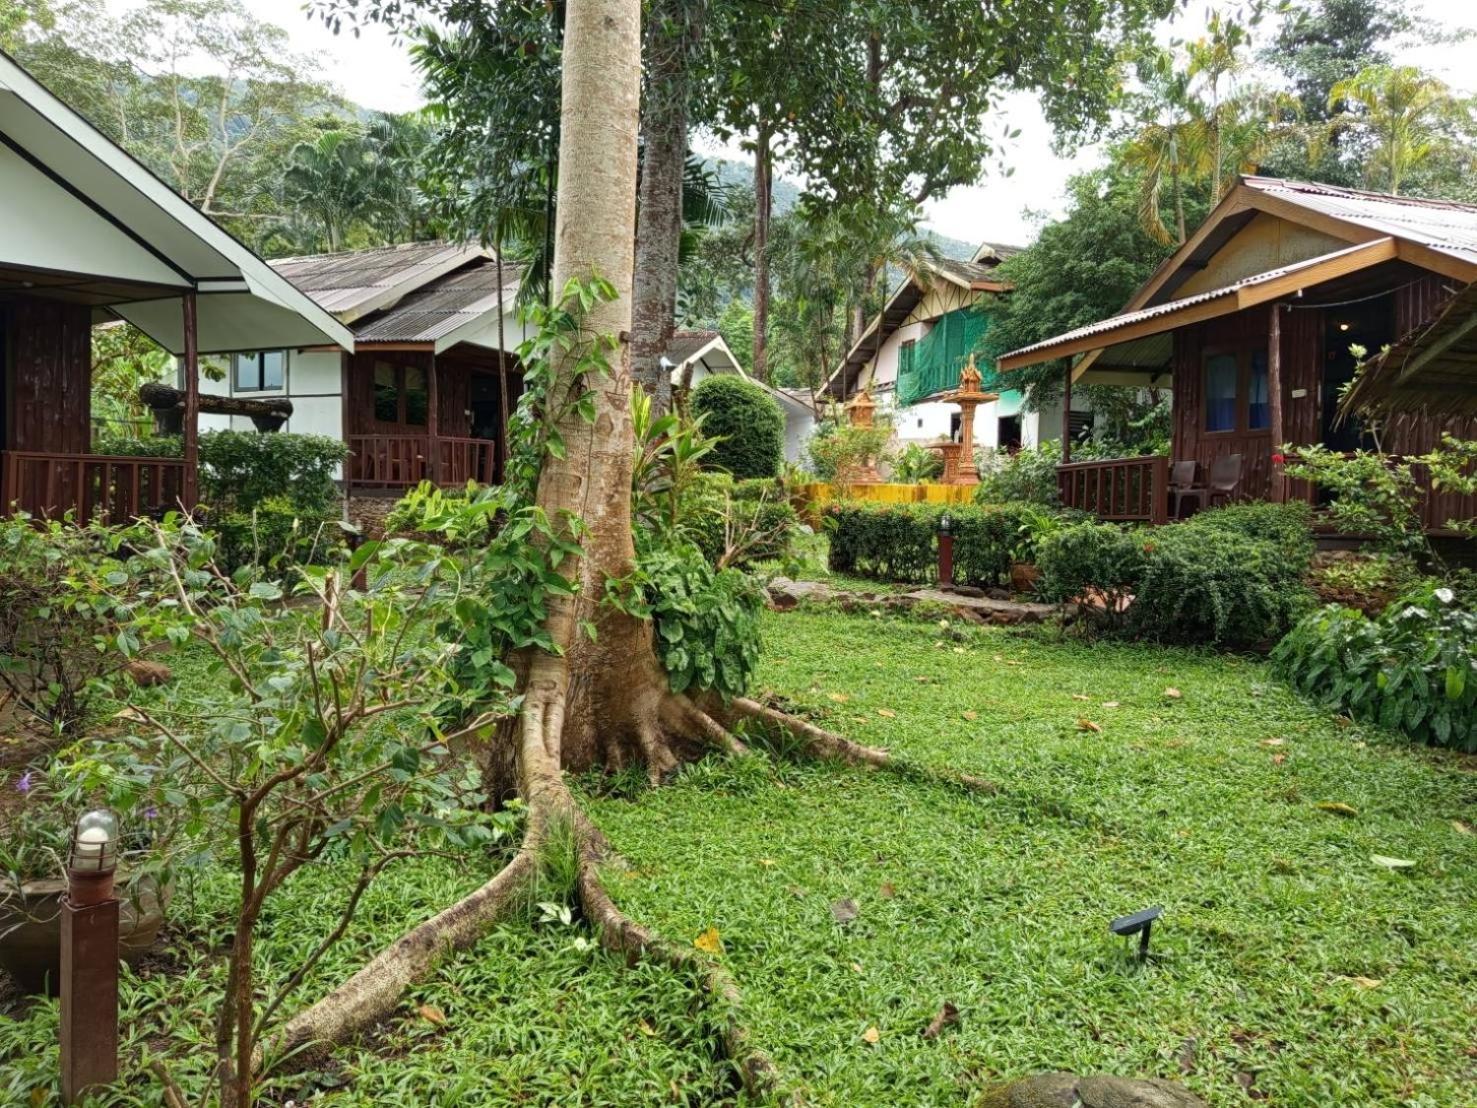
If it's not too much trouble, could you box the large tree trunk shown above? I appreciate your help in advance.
[630,0,703,415]
[751,122,773,383]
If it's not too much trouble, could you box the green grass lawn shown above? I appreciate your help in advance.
[4,607,1475,1106]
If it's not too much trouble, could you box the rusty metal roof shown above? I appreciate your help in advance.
[349,257,523,346]
[271,242,488,322]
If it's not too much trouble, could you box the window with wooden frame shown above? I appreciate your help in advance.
[1202,347,1272,434]
[372,361,431,426]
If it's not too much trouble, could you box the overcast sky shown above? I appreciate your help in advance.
[233,0,1475,249]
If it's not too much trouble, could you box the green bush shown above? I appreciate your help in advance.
[825,500,1038,587]
[93,434,185,459]
[890,443,944,484]
[613,538,765,699]
[1273,585,1477,750]
[213,496,344,572]
[690,375,784,480]
[1036,501,1316,647]
[198,431,346,515]
[683,473,797,567]
[975,442,1061,507]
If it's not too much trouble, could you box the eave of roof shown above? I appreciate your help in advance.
[998,238,1400,371]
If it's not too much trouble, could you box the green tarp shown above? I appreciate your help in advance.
[896,307,989,407]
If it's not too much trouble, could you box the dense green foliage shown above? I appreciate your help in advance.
[805,419,892,483]
[1037,502,1316,647]
[689,375,785,480]
[1274,585,1477,750]
[610,539,765,700]
[975,442,1063,507]
[825,500,1039,588]
[683,474,798,568]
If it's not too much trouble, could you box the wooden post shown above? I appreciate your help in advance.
[1061,364,1073,463]
[60,887,119,1102]
[1149,455,1170,525]
[495,246,510,486]
[181,292,199,511]
[426,352,441,486]
[1269,304,1286,503]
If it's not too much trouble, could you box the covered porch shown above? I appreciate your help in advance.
[0,50,352,522]
[999,238,1477,533]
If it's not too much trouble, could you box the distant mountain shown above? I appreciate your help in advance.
[703,156,979,261]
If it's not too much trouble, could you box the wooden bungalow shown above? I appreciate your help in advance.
[998,177,1477,534]
[0,49,353,521]
[244,244,529,497]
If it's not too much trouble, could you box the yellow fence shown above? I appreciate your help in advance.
[792,482,976,523]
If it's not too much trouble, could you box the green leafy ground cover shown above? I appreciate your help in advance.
[4,608,1476,1106]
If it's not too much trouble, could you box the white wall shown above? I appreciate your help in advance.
[198,348,344,439]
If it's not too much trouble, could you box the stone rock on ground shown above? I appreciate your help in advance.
[765,577,839,610]
[977,1073,1210,1108]
[903,588,1058,625]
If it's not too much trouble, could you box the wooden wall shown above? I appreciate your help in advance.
[4,294,92,454]
[344,350,471,438]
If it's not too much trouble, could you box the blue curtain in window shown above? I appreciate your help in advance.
[1247,351,1269,430]
[1205,354,1238,432]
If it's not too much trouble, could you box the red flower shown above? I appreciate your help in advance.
[1271,453,1286,464]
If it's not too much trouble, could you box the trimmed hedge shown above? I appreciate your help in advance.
[691,375,784,480]
[1036,501,1316,647]
[825,500,1038,587]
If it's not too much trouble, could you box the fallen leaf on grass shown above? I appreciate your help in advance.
[879,881,896,899]
[831,897,860,924]
[1260,737,1285,747]
[921,1001,959,1039]
[1101,701,1120,709]
[877,708,896,718]
[1453,820,1473,836]
[637,1019,659,1037]
[1072,694,1091,701]
[693,927,723,954]
[828,692,850,703]
[757,858,777,867]
[1315,801,1359,817]
[1338,975,1383,989]
[961,710,978,721]
[1164,687,1183,699]
[417,1004,446,1026]
[861,1025,881,1044]
[1371,854,1416,870]
[914,675,931,684]
[1272,753,1287,765]
[850,961,864,974]
[1077,719,1103,733]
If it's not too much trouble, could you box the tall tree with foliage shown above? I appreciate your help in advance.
[1327,65,1474,195]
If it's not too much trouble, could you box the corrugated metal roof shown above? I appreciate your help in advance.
[272,242,487,320]
[1001,239,1391,360]
[927,256,1008,288]
[1245,177,1477,265]
[349,258,523,344]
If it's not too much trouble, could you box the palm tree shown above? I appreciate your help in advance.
[278,130,380,252]
[1329,65,1468,195]
[1122,58,1207,245]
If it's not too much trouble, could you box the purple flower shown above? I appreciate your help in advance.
[144,807,159,821]
[15,772,32,794]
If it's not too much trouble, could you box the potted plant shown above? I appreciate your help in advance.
[0,770,169,995]
[1009,505,1066,594]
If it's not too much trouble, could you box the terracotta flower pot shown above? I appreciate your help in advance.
[0,873,170,995]
[1009,561,1041,594]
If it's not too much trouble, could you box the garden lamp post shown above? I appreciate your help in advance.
[61,808,120,1104]
[937,512,954,590]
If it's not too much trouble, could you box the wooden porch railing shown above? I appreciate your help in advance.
[346,435,496,490]
[1,451,187,523]
[1058,455,1169,525]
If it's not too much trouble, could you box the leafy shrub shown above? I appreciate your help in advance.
[889,443,944,484]
[198,430,346,515]
[690,374,784,480]
[93,434,185,459]
[975,442,1061,507]
[1037,502,1316,647]
[1274,585,1477,750]
[1310,553,1423,616]
[611,539,764,699]
[213,496,345,572]
[1035,521,1145,632]
[682,473,797,568]
[0,517,154,732]
[385,481,497,549]
[825,501,1039,587]
[1132,523,1312,647]
[806,422,892,483]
